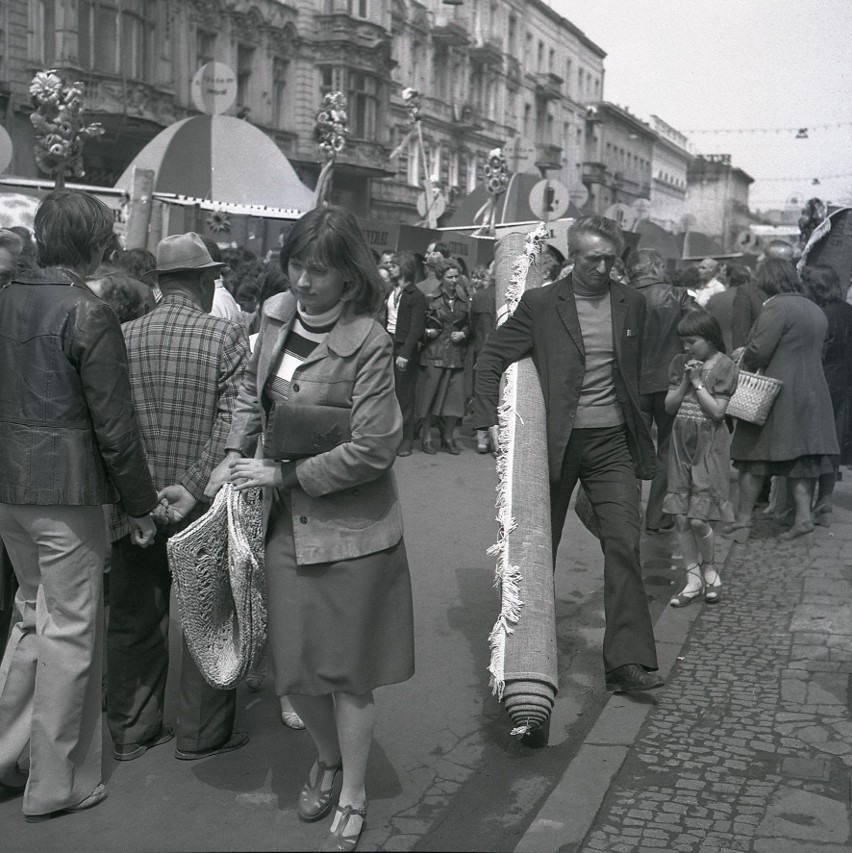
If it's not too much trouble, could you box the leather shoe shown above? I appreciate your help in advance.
[421,438,437,455]
[441,439,461,455]
[605,663,664,694]
[174,731,249,761]
[113,725,175,762]
[396,439,413,457]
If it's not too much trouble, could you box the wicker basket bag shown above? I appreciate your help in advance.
[727,362,782,425]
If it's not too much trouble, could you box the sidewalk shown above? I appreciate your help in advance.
[518,480,852,853]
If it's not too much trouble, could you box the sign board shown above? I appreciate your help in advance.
[191,62,237,115]
[604,202,637,232]
[529,179,570,221]
[507,136,538,174]
[0,126,13,174]
[568,184,589,209]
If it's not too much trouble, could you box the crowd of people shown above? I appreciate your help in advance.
[0,190,850,850]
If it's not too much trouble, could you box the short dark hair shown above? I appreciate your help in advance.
[726,264,753,288]
[94,272,146,323]
[677,308,726,354]
[114,247,156,281]
[0,228,24,255]
[434,257,461,280]
[800,264,843,306]
[430,241,450,258]
[279,205,383,315]
[34,189,115,268]
[200,236,224,264]
[567,215,625,256]
[755,257,799,296]
[627,248,664,279]
[395,250,418,285]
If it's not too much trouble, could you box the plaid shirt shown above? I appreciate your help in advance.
[110,292,249,540]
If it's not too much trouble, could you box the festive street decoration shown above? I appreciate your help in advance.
[206,208,231,233]
[29,70,103,188]
[487,224,558,740]
[472,147,509,236]
[312,91,349,208]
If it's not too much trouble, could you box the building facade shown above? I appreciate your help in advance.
[648,114,691,233]
[0,0,607,223]
[686,154,754,253]
[582,101,655,215]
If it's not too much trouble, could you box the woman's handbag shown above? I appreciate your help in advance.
[166,484,266,689]
[727,358,782,425]
[263,401,351,459]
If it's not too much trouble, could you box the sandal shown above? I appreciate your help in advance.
[298,759,342,822]
[670,565,703,608]
[778,521,815,541]
[721,520,752,543]
[702,562,721,604]
[321,803,367,852]
[812,504,832,527]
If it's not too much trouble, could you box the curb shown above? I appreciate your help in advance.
[514,568,708,852]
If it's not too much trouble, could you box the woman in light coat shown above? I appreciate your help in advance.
[208,206,414,853]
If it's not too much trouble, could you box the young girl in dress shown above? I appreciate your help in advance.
[663,310,738,606]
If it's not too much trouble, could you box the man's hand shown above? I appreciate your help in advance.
[205,451,243,499]
[129,513,157,548]
[157,484,198,525]
[395,355,409,371]
[450,330,465,343]
[229,458,281,491]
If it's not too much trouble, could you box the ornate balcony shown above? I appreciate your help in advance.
[536,144,563,170]
[582,161,608,185]
[505,56,522,85]
[452,102,483,132]
[432,15,470,47]
[468,37,503,68]
[315,12,387,49]
[535,72,564,102]
[334,139,395,178]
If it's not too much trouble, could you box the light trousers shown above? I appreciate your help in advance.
[0,503,105,816]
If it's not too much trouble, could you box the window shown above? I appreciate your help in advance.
[508,16,516,54]
[197,30,217,68]
[406,138,420,186]
[449,150,460,188]
[29,0,55,66]
[565,58,572,93]
[321,67,378,139]
[349,0,368,17]
[237,44,255,108]
[466,153,478,193]
[272,58,289,127]
[523,103,531,137]
[549,48,555,73]
[78,0,150,79]
[537,41,544,72]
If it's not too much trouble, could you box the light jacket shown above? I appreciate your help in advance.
[0,274,157,514]
[226,291,404,564]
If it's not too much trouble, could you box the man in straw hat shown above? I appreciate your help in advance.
[107,232,250,761]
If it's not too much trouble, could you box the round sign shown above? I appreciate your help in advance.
[568,184,589,209]
[632,198,652,220]
[529,179,570,221]
[507,136,537,174]
[0,125,13,174]
[604,202,637,232]
[416,188,446,220]
[191,62,237,115]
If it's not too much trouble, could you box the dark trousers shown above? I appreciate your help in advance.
[107,533,236,752]
[639,391,676,530]
[550,426,658,673]
[393,345,421,442]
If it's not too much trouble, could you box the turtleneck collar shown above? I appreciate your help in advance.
[296,299,344,328]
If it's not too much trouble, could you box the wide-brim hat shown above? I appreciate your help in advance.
[148,232,226,277]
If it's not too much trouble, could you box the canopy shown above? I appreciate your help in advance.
[115,115,314,211]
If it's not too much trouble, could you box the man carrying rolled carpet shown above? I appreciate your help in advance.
[474,216,663,716]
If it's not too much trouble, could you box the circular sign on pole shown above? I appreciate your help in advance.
[0,125,13,174]
[416,189,446,221]
[567,184,589,209]
[507,136,537,174]
[529,179,570,221]
[191,62,238,115]
[604,202,638,232]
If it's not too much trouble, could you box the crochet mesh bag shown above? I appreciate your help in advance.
[166,484,267,689]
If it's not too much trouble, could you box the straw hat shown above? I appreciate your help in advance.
[149,232,226,276]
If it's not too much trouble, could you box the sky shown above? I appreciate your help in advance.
[546,0,852,211]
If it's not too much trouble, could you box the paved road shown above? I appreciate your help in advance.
[0,431,673,851]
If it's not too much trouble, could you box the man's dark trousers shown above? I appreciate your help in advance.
[107,531,236,753]
[639,391,675,531]
[549,425,658,674]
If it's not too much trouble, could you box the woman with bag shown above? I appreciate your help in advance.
[727,258,839,541]
[207,206,414,852]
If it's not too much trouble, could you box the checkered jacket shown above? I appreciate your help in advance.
[110,292,249,540]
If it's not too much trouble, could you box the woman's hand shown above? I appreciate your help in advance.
[206,450,244,498]
[229,458,282,491]
[450,330,465,344]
